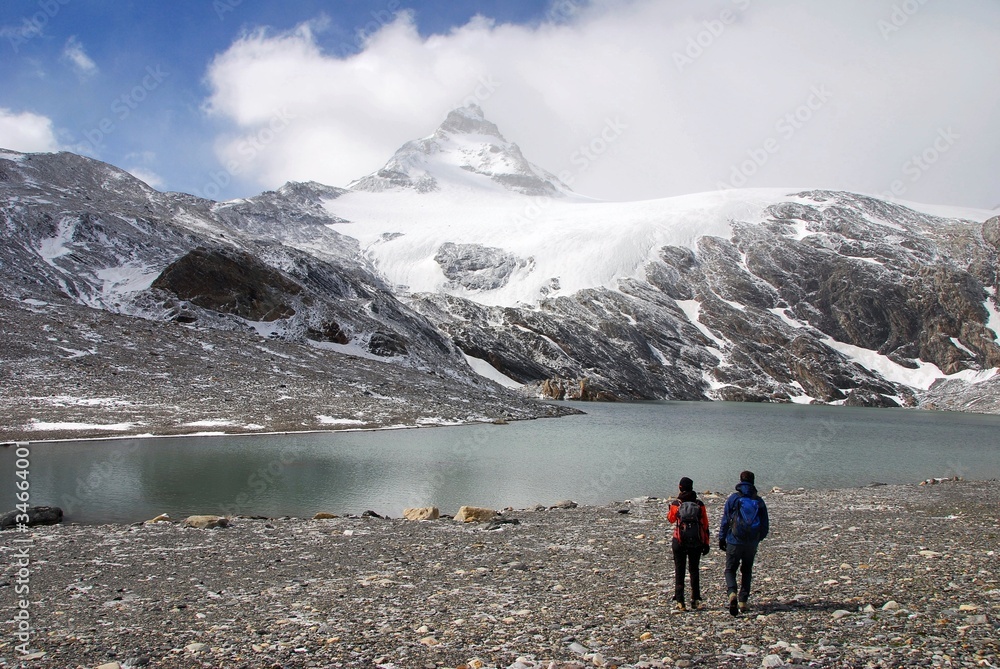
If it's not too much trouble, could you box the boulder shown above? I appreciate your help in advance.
[540,378,566,400]
[312,512,338,520]
[485,517,521,530]
[844,390,900,408]
[434,241,530,291]
[761,654,785,668]
[454,506,498,523]
[549,500,578,509]
[403,507,440,521]
[367,332,408,357]
[151,246,301,321]
[146,513,172,524]
[183,515,229,529]
[306,321,349,345]
[0,505,63,529]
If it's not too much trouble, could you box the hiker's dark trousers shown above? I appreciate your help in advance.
[725,542,758,602]
[671,540,702,603]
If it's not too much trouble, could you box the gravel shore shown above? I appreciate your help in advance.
[1,479,998,669]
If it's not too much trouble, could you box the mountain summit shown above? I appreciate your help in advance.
[349,104,572,197]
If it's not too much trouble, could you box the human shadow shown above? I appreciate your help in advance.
[752,599,857,615]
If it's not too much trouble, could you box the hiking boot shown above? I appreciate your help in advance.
[728,593,739,616]
[738,601,748,614]
[691,599,703,610]
[673,601,686,612]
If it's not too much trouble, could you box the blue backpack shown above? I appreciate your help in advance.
[730,495,763,542]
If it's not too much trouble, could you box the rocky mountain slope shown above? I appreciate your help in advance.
[392,190,1000,408]
[0,294,571,442]
[0,151,466,371]
[0,148,572,440]
[2,105,1000,435]
[324,106,1000,409]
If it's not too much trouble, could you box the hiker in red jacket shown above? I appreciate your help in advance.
[666,476,710,611]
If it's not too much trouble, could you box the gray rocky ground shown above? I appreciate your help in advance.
[0,297,574,444]
[1,479,997,668]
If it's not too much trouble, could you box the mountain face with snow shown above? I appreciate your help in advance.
[0,150,484,384]
[349,104,572,197]
[3,105,1000,428]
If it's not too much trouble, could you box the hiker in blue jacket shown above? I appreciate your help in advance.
[719,470,769,616]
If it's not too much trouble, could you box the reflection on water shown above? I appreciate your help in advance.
[4,401,999,523]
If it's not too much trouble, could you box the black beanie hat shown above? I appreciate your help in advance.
[679,476,694,492]
[740,470,755,484]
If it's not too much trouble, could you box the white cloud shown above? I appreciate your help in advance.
[125,166,165,189]
[123,151,165,189]
[0,108,61,152]
[63,36,98,77]
[203,0,1000,209]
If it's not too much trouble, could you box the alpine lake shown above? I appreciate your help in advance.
[4,401,1000,524]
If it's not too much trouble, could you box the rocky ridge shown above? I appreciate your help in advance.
[1,479,997,668]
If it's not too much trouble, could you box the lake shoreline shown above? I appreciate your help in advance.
[8,399,1000,526]
[0,412,571,447]
[2,479,997,668]
[0,402,580,445]
[7,397,1000,446]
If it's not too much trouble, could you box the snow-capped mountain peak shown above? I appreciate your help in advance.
[349,104,572,197]
[436,103,504,138]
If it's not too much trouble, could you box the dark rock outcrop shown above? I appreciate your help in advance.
[0,505,63,529]
[152,247,302,322]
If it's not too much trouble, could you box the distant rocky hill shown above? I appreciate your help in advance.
[2,106,1000,436]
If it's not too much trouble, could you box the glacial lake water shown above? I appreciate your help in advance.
[3,401,1000,524]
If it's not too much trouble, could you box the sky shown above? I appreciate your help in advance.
[1,0,998,209]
